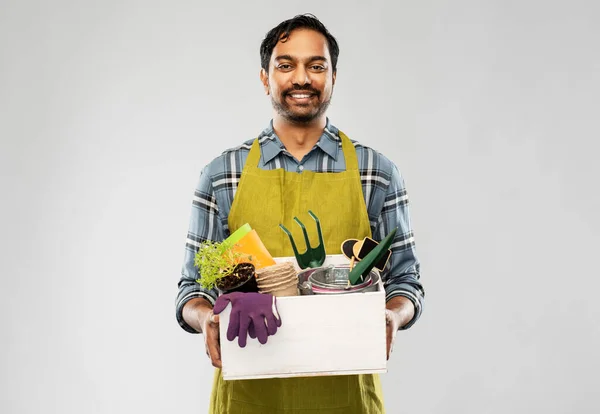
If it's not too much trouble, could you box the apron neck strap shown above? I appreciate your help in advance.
[246,138,262,170]
[246,130,358,170]
[338,131,359,171]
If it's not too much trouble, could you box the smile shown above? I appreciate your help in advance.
[288,94,314,99]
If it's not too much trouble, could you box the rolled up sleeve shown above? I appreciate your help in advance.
[175,166,224,333]
[373,164,425,330]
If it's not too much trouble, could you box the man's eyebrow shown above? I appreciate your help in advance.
[274,55,329,63]
[306,55,328,63]
[274,54,294,62]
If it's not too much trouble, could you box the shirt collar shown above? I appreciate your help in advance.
[258,118,341,164]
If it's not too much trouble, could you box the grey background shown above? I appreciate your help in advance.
[1,0,599,413]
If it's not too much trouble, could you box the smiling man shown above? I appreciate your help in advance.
[262,28,334,123]
[176,14,425,413]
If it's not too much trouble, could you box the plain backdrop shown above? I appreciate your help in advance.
[1,0,599,413]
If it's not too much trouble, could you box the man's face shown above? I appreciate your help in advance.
[261,29,336,124]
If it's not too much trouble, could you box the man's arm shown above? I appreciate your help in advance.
[368,160,424,359]
[386,296,415,328]
[175,165,225,333]
[373,162,425,330]
[182,297,214,333]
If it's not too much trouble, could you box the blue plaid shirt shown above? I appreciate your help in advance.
[176,120,425,333]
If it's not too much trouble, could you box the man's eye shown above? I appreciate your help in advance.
[278,64,292,70]
[311,65,325,71]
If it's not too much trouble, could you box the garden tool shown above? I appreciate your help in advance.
[224,223,252,246]
[279,210,326,269]
[352,237,392,272]
[348,227,397,285]
[230,229,277,270]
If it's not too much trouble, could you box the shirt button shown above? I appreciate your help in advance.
[298,165,304,172]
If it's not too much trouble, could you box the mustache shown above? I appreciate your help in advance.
[283,85,320,96]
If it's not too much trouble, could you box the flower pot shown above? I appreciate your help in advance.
[215,263,259,294]
[255,262,298,297]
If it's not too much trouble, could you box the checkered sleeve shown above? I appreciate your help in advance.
[373,163,425,330]
[175,165,225,333]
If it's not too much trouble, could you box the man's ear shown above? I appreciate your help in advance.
[260,68,269,95]
[332,70,336,86]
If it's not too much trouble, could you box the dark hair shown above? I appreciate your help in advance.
[260,14,340,73]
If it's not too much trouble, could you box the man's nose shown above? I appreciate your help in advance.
[292,66,311,86]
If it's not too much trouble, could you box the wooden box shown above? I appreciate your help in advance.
[219,255,387,380]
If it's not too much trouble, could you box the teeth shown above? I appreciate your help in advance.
[290,94,311,98]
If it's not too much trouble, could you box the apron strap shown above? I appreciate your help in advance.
[338,131,359,171]
[245,131,358,171]
[245,138,262,171]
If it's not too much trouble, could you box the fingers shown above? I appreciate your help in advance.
[237,314,250,348]
[385,310,398,360]
[386,323,393,360]
[206,338,222,368]
[226,310,240,342]
[204,314,222,368]
[271,296,281,325]
[212,296,232,315]
[264,314,279,336]
[248,320,256,339]
[251,315,269,345]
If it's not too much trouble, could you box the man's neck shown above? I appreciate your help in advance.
[272,116,327,162]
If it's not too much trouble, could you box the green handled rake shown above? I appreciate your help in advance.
[279,210,326,269]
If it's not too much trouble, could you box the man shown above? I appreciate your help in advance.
[176,14,425,413]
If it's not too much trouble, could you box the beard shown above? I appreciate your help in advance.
[271,86,333,124]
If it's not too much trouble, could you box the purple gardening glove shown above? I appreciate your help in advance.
[213,292,282,348]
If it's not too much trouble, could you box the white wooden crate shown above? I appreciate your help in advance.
[219,255,387,380]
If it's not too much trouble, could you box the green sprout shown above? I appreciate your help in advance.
[194,240,245,290]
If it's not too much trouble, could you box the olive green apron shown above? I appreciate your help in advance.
[209,132,385,413]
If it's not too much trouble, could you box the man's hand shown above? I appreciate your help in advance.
[385,309,401,360]
[385,296,415,360]
[182,298,222,368]
[201,310,222,368]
